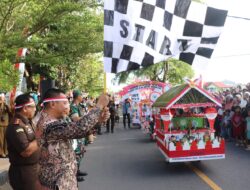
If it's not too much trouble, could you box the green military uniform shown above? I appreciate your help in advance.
[70,103,82,119]
[0,103,11,157]
[70,103,86,169]
[6,114,40,190]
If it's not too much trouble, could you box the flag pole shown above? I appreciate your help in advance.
[104,72,107,93]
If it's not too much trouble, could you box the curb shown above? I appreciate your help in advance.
[0,170,9,186]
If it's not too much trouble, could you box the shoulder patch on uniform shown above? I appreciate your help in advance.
[16,128,24,133]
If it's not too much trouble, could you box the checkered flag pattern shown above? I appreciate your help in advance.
[104,0,228,73]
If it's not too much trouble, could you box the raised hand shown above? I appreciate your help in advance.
[96,94,109,110]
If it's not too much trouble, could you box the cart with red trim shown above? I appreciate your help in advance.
[152,81,225,162]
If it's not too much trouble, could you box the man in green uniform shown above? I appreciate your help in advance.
[70,90,84,119]
[6,93,40,190]
[70,90,87,182]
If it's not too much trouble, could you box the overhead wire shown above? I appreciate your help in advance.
[211,14,250,59]
[227,15,250,21]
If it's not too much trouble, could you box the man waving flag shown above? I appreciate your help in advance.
[104,0,228,73]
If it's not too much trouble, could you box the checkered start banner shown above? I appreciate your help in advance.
[104,0,228,73]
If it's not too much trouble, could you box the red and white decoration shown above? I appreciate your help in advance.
[154,78,225,163]
[10,48,28,107]
[156,130,225,162]
[205,107,218,131]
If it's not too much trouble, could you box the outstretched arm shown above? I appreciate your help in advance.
[44,108,102,141]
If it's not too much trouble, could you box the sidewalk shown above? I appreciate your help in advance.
[0,158,11,190]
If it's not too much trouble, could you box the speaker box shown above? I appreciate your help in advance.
[40,79,55,99]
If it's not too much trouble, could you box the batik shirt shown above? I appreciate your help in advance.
[36,108,101,190]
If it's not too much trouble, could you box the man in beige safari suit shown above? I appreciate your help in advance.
[0,93,11,157]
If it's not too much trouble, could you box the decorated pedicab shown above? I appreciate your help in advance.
[152,80,225,162]
[118,81,171,132]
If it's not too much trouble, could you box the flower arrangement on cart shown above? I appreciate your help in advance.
[152,79,225,162]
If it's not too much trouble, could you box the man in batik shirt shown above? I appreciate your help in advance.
[36,88,109,190]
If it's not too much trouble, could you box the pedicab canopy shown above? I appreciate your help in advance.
[152,81,221,109]
[152,80,225,163]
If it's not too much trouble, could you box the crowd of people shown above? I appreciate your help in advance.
[214,83,250,149]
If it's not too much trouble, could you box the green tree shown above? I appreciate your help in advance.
[114,59,194,85]
[0,59,19,92]
[0,0,103,91]
[166,59,195,85]
[73,54,104,97]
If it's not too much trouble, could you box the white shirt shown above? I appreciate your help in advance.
[239,99,247,108]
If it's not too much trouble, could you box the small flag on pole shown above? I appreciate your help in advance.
[104,0,227,73]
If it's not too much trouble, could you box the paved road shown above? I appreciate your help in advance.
[79,123,250,190]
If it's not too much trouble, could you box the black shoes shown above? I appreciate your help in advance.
[77,170,87,182]
[77,176,85,182]
[77,170,88,176]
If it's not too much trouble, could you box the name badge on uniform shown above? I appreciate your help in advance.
[25,125,33,134]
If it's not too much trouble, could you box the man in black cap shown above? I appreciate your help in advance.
[6,93,40,190]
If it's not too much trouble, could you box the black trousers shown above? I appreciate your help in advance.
[95,123,102,134]
[123,113,130,128]
[106,116,115,132]
[9,164,38,190]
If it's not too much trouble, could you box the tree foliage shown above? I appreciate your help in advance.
[0,59,20,92]
[114,59,195,85]
[167,59,195,85]
[73,54,104,97]
[0,0,104,92]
